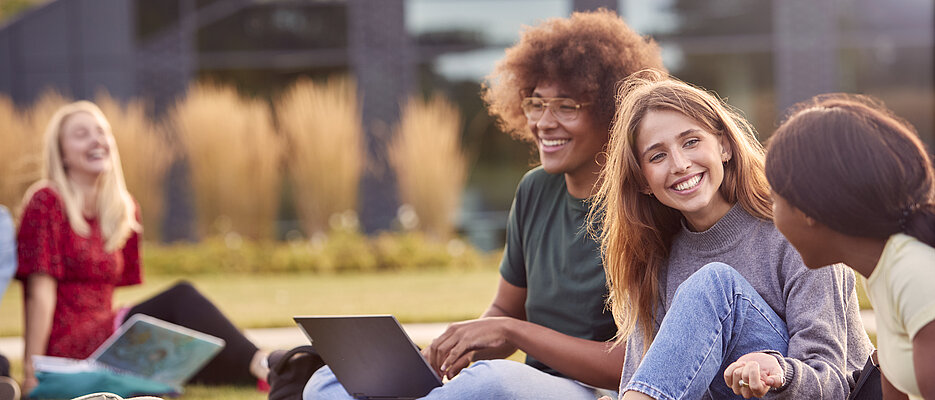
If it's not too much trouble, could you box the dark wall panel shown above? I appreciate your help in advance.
[0,31,12,96]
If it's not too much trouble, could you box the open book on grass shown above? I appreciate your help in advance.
[32,314,224,397]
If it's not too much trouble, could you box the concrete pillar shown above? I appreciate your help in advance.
[773,0,837,117]
[347,0,414,233]
[573,0,617,12]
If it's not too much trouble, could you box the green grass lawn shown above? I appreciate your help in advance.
[1,269,502,400]
[0,268,873,400]
[0,269,501,337]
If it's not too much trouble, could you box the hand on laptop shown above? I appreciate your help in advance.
[422,317,518,379]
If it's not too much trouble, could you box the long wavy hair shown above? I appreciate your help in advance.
[767,94,935,248]
[25,100,140,252]
[588,70,772,350]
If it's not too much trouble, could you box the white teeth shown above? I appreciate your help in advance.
[541,138,570,147]
[674,174,702,191]
[88,149,106,160]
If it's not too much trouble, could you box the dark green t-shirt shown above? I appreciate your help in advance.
[499,167,616,377]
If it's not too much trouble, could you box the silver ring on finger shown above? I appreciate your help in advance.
[739,379,749,388]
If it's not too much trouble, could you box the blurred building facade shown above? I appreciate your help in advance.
[0,0,931,247]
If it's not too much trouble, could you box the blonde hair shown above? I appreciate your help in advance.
[27,100,140,252]
[589,70,772,350]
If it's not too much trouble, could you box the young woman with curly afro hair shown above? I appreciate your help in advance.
[304,9,665,400]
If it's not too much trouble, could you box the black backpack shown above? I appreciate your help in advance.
[268,346,326,400]
[848,351,881,400]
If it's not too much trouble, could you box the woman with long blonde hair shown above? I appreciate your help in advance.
[16,101,269,395]
[590,71,872,399]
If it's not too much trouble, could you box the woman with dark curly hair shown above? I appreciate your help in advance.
[304,9,664,399]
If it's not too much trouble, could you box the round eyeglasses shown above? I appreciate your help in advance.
[521,97,590,122]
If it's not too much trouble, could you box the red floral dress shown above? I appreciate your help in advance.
[16,186,141,359]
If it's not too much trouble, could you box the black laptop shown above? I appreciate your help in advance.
[294,315,444,399]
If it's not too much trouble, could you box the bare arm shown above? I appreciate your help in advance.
[881,371,909,400]
[23,273,56,394]
[913,320,935,399]
[469,277,526,361]
[425,277,625,390]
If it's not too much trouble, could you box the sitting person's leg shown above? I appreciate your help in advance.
[625,262,789,400]
[0,353,8,377]
[125,281,264,385]
[305,359,615,400]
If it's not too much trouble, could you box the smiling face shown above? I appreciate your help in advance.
[59,111,112,180]
[527,82,608,185]
[636,109,732,231]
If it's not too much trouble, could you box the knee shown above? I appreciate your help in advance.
[452,360,527,394]
[697,262,740,281]
[677,262,746,298]
[305,367,347,399]
[167,280,201,298]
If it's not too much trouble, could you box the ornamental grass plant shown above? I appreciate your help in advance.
[276,76,363,236]
[24,89,71,145]
[96,91,175,242]
[0,90,69,214]
[389,95,467,240]
[171,82,282,240]
[0,95,39,212]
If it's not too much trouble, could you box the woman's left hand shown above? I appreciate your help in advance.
[724,352,784,398]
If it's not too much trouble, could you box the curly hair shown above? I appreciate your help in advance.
[482,9,665,144]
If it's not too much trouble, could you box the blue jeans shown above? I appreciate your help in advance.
[304,359,617,399]
[624,262,790,399]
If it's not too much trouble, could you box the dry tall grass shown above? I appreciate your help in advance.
[24,90,71,142]
[0,96,39,213]
[390,95,467,240]
[0,91,69,214]
[276,77,363,236]
[171,82,282,240]
[96,92,175,242]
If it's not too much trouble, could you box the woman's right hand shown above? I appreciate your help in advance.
[724,352,783,398]
[422,317,516,379]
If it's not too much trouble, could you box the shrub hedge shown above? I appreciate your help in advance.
[143,230,499,275]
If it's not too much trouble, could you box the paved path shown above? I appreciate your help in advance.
[0,322,451,357]
[0,311,876,358]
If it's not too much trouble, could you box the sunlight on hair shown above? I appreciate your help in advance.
[276,76,363,236]
[172,82,282,241]
[390,95,467,240]
[95,91,175,242]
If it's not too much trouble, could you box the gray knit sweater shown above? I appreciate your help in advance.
[619,205,874,399]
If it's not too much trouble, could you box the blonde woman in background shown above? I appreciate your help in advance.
[16,101,269,395]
